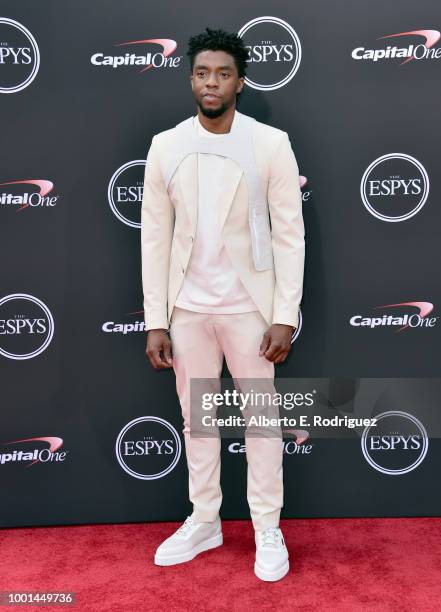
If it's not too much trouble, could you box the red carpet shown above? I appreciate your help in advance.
[1,517,440,611]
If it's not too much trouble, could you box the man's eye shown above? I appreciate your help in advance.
[197,72,205,77]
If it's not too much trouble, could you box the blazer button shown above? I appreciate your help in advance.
[190,236,193,242]
[181,267,185,274]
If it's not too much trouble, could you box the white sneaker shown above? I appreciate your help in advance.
[154,515,223,566]
[254,527,289,581]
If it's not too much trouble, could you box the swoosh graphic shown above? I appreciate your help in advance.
[5,436,63,467]
[378,29,441,65]
[0,179,54,212]
[375,301,434,332]
[283,429,310,444]
[114,38,177,74]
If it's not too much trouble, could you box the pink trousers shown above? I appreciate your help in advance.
[169,306,284,531]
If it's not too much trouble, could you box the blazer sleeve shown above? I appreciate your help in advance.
[267,131,305,329]
[140,135,175,331]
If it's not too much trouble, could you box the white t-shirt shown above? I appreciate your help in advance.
[174,113,258,314]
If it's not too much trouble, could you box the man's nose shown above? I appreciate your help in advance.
[206,73,219,87]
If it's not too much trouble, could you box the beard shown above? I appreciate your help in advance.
[197,97,230,119]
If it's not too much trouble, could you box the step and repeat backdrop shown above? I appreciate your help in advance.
[1,1,440,528]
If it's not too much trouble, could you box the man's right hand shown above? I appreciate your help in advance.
[146,329,173,369]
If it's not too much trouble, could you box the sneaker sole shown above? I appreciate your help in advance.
[254,559,289,582]
[154,532,223,566]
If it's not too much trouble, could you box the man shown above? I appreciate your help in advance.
[141,27,305,582]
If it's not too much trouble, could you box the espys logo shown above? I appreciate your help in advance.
[291,309,303,344]
[0,436,68,467]
[360,153,429,222]
[102,309,146,334]
[0,179,60,211]
[238,16,301,91]
[350,301,438,333]
[108,161,145,228]
[115,416,181,480]
[0,294,54,360]
[0,17,40,93]
[352,29,441,65]
[361,411,428,475]
[91,38,181,72]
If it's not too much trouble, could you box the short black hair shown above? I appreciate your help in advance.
[186,27,250,79]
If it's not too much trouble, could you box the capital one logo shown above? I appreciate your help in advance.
[0,17,40,93]
[361,411,428,475]
[300,175,312,204]
[115,416,181,480]
[350,301,438,332]
[0,436,68,467]
[352,29,441,65]
[108,161,145,227]
[360,153,429,222]
[0,294,54,360]
[91,38,181,72]
[102,308,147,334]
[0,179,60,211]
[229,436,313,456]
[238,16,302,91]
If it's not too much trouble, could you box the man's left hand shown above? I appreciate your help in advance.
[259,324,295,363]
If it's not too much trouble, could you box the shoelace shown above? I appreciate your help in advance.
[260,527,282,547]
[176,516,195,535]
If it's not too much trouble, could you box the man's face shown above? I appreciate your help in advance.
[190,49,245,118]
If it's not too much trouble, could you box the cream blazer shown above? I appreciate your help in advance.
[140,109,305,331]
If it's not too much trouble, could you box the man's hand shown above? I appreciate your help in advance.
[259,324,295,364]
[146,329,173,369]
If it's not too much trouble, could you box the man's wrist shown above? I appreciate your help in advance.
[272,322,296,333]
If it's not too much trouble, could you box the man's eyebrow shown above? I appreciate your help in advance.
[194,64,234,70]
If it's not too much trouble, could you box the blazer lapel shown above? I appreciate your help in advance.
[177,153,198,230]
[218,157,244,229]
[178,153,244,232]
